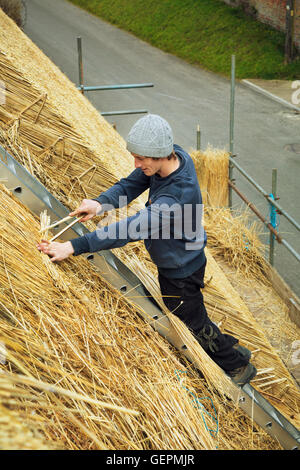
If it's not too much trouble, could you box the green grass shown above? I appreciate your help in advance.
[67,0,300,80]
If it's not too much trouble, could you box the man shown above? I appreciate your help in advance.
[37,114,257,386]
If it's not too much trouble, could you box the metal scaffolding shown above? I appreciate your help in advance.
[76,37,153,116]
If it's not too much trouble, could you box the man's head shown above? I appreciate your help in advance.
[126,114,176,176]
[126,114,173,158]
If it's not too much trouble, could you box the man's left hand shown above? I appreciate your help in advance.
[37,240,74,262]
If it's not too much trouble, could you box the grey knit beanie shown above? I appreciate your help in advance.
[126,114,173,158]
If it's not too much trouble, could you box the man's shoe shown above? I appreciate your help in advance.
[233,343,252,362]
[227,362,257,386]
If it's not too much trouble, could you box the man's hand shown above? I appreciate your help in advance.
[37,240,74,262]
[69,199,102,222]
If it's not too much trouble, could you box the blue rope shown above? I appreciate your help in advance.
[269,193,279,241]
[174,369,219,441]
[243,233,250,252]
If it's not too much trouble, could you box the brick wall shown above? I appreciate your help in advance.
[221,0,300,50]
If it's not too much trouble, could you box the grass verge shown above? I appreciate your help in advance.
[67,0,300,80]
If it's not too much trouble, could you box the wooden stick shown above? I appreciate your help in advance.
[77,165,96,180]
[256,367,274,375]
[40,215,73,232]
[77,177,88,198]
[25,148,34,176]
[62,152,75,176]
[34,93,47,124]
[258,378,288,389]
[7,94,45,126]
[87,166,97,185]
[68,177,79,197]
[50,216,84,242]
[39,136,62,157]
[252,375,276,383]
[61,137,65,159]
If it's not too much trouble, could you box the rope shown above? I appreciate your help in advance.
[174,369,219,442]
[269,193,279,242]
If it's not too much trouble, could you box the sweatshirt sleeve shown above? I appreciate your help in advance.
[71,206,152,255]
[94,168,150,209]
[70,196,178,256]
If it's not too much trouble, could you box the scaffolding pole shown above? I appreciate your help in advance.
[77,83,153,92]
[228,180,300,263]
[229,155,300,233]
[228,55,235,209]
[76,37,153,115]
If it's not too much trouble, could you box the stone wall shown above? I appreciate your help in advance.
[221,0,300,50]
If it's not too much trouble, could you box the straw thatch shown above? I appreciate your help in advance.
[1,183,285,450]
[0,8,299,449]
[2,110,299,431]
[0,403,52,450]
[204,206,268,280]
[190,148,229,208]
[0,369,54,451]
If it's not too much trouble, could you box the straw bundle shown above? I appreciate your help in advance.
[204,206,268,280]
[0,184,284,450]
[190,146,270,280]
[190,148,229,208]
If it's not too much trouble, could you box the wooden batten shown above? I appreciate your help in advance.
[263,263,300,328]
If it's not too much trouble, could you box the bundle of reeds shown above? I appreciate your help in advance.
[0,184,283,450]
[204,205,268,280]
[190,148,229,208]
[190,146,270,280]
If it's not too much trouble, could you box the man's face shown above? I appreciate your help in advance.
[132,153,162,176]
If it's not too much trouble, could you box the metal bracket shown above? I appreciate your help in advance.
[233,384,300,450]
[0,145,299,450]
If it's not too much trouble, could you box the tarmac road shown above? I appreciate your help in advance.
[24,0,300,297]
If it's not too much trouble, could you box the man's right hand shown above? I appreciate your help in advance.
[69,199,102,222]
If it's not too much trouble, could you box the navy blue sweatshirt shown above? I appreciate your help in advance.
[71,145,207,279]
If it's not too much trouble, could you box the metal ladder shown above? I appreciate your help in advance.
[1,145,299,450]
